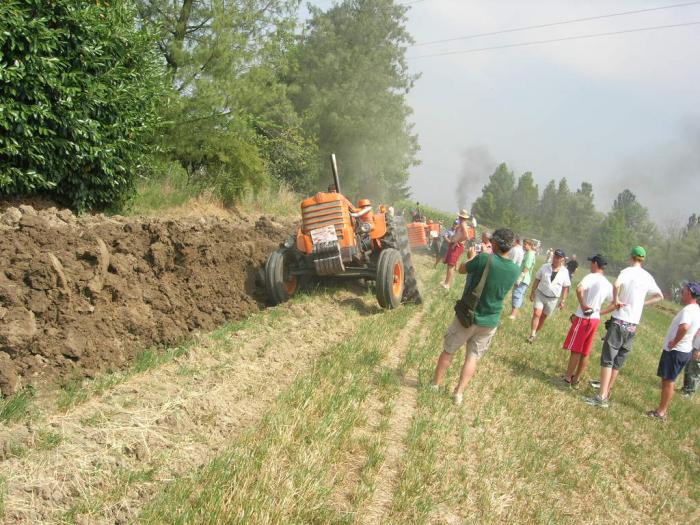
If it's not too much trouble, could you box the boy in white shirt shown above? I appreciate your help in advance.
[561,255,617,387]
[647,281,700,420]
[586,246,663,408]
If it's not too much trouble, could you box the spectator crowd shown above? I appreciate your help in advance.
[429,210,700,421]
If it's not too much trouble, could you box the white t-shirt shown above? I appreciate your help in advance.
[575,272,613,319]
[508,244,524,267]
[536,263,571,298]
[613,266,662,324]
[663,303,700,353]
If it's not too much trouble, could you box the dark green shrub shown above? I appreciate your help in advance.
[0,0,164,211]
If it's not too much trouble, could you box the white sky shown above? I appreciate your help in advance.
[305,1,700,224]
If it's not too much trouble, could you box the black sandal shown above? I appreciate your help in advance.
[646,410,667,422]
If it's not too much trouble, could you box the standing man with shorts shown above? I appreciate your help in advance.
[431,229,520,405]
[441,210,470,289]
[561,255,615,387]
[527,249,571,343]
[508,239,536,320]
[647,282,700,420]
[681,332,700,397]
[586,246,663,408]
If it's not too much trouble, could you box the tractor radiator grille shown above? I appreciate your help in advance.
[302,201,346,240]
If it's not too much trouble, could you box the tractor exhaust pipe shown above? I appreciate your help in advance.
[330,153,341,194]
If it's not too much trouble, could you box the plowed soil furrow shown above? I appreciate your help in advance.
[0,290,377,524]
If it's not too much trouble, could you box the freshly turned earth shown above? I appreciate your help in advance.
[0,204,292,395]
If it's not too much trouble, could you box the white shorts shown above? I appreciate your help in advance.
[443,317,497,359]
[533,289,559,316]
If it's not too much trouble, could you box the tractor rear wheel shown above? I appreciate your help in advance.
[386,216,422,305]
[265,248,299,305]
[376,248,404,309]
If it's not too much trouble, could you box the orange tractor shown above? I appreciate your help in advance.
[264,155,421,309]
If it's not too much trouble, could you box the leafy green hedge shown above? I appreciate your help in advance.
[0,0,164,211]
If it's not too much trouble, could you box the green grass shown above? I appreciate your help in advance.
[385,271,699,524]
[0,386,35,423]
[35,429,63,451]
[127,163,201,215]
[140,299,419,523]
[126,163,300,218]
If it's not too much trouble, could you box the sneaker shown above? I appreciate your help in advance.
[508,314,516,320]
[429,383,440,392]
[570,378,581,390]
[526,334,536,344]
[589,379,601,389]
[584,394,609,408]
[646,410,667,422]
[441,283,450,290]
[453,392,464,406]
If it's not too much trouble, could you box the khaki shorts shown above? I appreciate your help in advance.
[443,317,497,359]
[533,289,559,316]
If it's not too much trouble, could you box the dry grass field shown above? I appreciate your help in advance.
[1,255,698,524]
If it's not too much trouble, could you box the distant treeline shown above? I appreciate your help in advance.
[471,163,700,294]
[0,0,417,211]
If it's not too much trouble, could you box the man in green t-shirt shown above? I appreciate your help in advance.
[508,239,536,320]
[431,228,520,405]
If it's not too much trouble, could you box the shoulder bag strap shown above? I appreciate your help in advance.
[473,254,492,301]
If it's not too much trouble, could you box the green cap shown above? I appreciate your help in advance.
[631,246,646,258]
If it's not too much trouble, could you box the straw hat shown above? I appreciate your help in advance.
[458,209,470,219]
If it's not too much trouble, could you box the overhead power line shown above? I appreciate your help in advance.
[411,0,700,47]
[407,20,700,59]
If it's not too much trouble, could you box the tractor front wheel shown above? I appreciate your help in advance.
[376,248,404,309]
[265,248,299,305]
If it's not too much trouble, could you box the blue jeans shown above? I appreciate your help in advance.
[511,282,528,308]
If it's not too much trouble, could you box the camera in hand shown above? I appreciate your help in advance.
[583,308,594,317]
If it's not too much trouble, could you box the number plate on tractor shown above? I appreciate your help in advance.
[310,225,338,244]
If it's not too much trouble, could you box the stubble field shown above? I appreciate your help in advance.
[1,253,698,524]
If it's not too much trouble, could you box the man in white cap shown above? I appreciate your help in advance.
[441,209,471,289]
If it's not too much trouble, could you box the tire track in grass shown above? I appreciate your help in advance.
[359,289,444,525]
[325,255,444,523]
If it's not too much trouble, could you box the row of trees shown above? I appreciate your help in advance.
[1,0,418,210]
[471,163,699,293]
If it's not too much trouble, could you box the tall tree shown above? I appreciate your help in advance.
[512,171,539,232]
[288,0,419,201]
[537,180,558,235]
[568,182,603,255]
[600,189,658,265]
[136,0,305,202]
[472,163,515,226]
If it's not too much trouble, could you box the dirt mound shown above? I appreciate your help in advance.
[0,205,293,395]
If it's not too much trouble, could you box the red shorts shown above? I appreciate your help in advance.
[563,317,600,357]
[443,244,464,266]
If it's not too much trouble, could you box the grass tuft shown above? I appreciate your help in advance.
[0,386,36,423]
